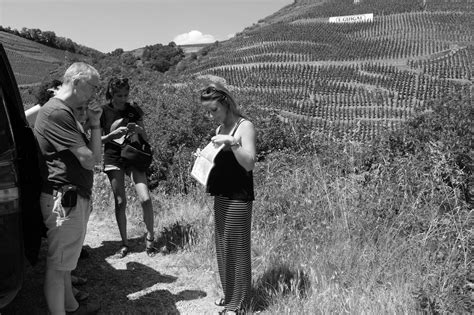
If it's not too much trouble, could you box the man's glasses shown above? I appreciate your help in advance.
[85,80,100,92]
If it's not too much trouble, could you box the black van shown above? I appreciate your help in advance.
[0,43,43,308]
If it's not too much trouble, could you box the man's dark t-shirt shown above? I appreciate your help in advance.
[34,98,93,196]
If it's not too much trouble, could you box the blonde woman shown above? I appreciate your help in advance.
[200,83,256,314]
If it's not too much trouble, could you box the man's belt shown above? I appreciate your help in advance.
[42,184,90,199]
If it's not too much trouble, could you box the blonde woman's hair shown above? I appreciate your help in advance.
[200,82,242,117]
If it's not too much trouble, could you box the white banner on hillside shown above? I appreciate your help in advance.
[329,13,373,24]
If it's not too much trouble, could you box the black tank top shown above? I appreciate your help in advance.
[100,102,143,166]
[207,118,255,201]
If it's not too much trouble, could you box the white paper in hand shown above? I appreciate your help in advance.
[113,135,126,145]
[191,142,225,186]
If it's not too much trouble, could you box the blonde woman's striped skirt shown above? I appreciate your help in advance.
[214,195,252,312]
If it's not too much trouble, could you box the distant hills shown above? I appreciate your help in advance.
[182,0,473,141]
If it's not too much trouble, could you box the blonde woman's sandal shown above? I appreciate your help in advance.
[214,298,225,306]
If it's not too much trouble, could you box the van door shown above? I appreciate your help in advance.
[0,86,23,309]
[0,43,43,309]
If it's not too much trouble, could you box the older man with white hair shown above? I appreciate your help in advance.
[34,62,102,315]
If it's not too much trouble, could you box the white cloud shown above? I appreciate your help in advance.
[225,33,235,40]
[173,30,216,45]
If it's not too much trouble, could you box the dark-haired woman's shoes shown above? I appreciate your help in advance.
[145,237,158,257]
[116,244,129,258]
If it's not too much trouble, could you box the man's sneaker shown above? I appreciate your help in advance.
[71,275,88,286]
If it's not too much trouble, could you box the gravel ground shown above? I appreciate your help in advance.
[2,212,223,315]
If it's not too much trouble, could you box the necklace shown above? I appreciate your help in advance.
[221,116,241,135]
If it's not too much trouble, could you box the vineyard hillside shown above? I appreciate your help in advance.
[183,0,474,141]
[0,31,92,85]
[0,31,94,105]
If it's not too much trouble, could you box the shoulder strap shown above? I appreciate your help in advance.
[216,118,245,136]
[230,118,245,136]
[129,102,144,119]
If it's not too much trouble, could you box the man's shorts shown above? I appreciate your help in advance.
[40,192,91,271]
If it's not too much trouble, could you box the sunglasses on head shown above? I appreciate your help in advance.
[200,86,227,100]
[111,78,129,88]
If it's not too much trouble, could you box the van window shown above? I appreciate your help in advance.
[0,86,19,215]
[0,87,15,156]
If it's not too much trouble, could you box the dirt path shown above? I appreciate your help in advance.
[3,212,223,315]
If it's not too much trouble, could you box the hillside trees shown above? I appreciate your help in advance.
[41,31,57,46]
[0,25,103,58]
[142,42,185,72]
[108,48,124,57]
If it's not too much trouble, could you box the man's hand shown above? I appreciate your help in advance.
[87,103,103,126]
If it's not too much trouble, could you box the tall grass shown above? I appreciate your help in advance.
[247,147,470,313]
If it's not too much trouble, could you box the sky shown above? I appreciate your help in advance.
[0,0,292,53]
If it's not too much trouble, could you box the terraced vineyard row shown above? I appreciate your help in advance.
[4,49,59,84]
[290,0,472,21]
[203,61,469,96]
[193,59,471,140]
[196,61,470,141]
[186,12,472,75]
[408,46,473,79]
[289,0,424,22]
[426,0,474,11]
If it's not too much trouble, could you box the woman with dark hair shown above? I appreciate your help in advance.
[199,82,256,314]
[100,77,157,258]
[25,79,62,127]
